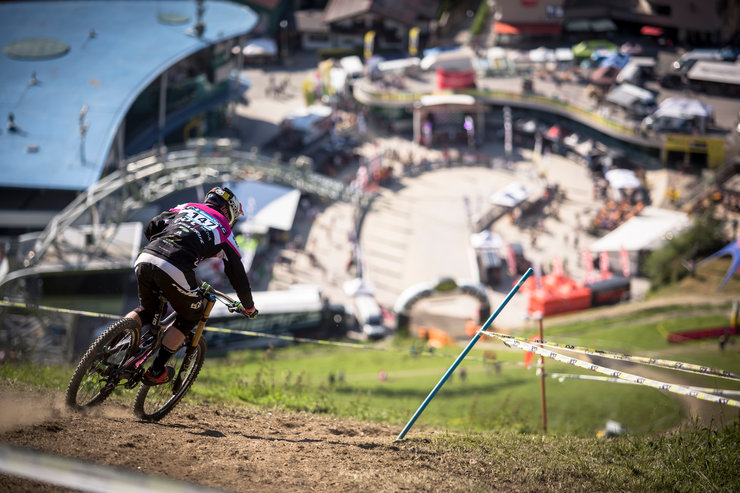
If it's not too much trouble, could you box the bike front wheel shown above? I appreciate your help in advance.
[133,336,206,421]
[65,318,141,410]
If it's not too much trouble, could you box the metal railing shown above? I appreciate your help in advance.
[13,140,372,278]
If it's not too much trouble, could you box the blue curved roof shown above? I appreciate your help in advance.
[0,1,258,191]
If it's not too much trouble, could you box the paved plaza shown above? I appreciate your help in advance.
[231,52,732,337]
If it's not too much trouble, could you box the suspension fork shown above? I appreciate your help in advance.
[172,292,214,392]
[190,293,216,348]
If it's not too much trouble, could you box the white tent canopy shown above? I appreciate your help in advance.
[419,94,476,107]
[687,60,740,85]
[654,97,713,119]
[343,277,375,296]
[606,83,655,107]
[241,38,277,57]
[420,46,474,71]
[490,182,531,207]
[528,47,556,63]
[589,207,691,253]
[605,168,641,189]
[470,230,503,250]
[339,55,364,77]
[377,57,420,74]
[284,104,332,130]
[329,67,347,93]
[231,180,302,234]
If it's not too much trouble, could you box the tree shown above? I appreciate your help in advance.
[643,210,726,289]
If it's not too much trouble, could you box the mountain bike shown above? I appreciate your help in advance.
[65,282,255,421]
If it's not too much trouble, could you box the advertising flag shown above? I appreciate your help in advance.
[552,255,563,277]
[503,106,512,156]
[582,248,594,282]
[533,262,542,291]
[364,30,375,59]
[620,245,631,277]
[409,27,420,56]
[599,251,610,276]
[505,244,516,276]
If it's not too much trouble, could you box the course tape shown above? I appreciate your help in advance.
[486,333,740,408]
[547,373,740,397]
[204,325,392,351]
[0,298,497,364]
[0,299,118,320]
[204,325,515,365]
[486,331,740,382]
[0,442,227,493]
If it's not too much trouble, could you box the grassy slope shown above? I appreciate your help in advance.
[2,258,740,490]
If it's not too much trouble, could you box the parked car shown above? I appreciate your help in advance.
[351,295,387,340]
[671,48,737,72]
[571,39,618,59]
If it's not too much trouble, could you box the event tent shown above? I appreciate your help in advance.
[589,207,691,274]
[605,83,656,113]
[604,168,641,190]
[522,273,592,316]
[489,182,532,208]
[654,97,713,119]
[339,55,364,78]
[470,230,504,250]
[644,97,715,133]
[241,38,277,57]
[599,52,631,70]
[231,180,301,235]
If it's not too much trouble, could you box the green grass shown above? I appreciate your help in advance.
[186,343,688,436]
[3,283,740,438]
[427,422,740,492]
[4,301,739,437]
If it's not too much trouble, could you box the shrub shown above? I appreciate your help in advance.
[644,211,726,288]
[470,1,490,37]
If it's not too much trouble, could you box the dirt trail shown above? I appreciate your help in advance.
[0,387,511,493]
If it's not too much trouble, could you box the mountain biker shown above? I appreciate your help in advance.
[125,186,258,386]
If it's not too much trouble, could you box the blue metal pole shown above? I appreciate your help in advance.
[396,268,533,441]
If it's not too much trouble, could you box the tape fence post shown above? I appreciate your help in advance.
[395,268,532,441]
[537,314,547,434]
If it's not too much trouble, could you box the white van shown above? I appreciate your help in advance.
[605,83,657,117]
[671,49,731,72]
[352,294,387,340]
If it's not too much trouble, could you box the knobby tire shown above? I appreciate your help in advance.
[132,336,206,421]
[65,317,141,410]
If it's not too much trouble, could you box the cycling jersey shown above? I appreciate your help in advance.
[139,202,255,310]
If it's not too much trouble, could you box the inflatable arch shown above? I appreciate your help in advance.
[393,277,490,335]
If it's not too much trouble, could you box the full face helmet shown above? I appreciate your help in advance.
[204,186,243,227]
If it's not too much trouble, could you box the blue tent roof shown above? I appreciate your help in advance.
[599,52,631,70]
[0,1,257,192]
[697,239,740,290]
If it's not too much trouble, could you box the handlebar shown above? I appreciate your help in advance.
[199,281,258,319]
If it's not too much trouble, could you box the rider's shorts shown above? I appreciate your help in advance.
[134,252,202,333]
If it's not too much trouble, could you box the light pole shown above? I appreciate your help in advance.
[279,20,288,62]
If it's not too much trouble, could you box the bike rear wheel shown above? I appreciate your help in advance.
[65,318,141,410]
[132,336,206,421]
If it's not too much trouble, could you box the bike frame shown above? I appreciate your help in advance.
[105,283,240,391]
[161,283,240,393]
